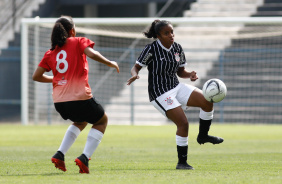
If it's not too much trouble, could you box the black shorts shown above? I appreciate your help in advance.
[54,98,105,124]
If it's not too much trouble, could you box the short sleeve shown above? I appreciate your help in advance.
[38,51,52,72]
[136,44,153,67]
[78,37,95,54]
[178,44,186,67]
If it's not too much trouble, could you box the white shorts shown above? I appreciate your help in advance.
[151,83,197,117]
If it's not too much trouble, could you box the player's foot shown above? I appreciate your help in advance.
[176,162,194,170]
[51,151,66,172]
[75,154,89,174]
[197,135,224,145]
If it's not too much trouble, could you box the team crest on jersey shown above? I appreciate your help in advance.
[175,53,180,61]
[165,97,173,105]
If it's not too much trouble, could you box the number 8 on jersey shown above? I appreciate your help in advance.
[56,50,68,73]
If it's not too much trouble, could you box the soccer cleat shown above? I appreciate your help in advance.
[176,162,194,170]
[197,135,224,145]
[75,154,89,174]
[51,151,67,172]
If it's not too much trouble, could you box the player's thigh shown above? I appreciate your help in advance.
[176,83,196,106]
[166,106,188,127]
[187,88,213,111]
[151,85,181,117]
[84,98,105,124]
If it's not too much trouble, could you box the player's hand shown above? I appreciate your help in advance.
[127,75,139,85]
[109,61,120,73]
[190,71,198,81]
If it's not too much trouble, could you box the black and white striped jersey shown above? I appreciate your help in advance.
[136,39,187,101]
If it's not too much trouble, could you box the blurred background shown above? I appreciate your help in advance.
[1,0,282,125]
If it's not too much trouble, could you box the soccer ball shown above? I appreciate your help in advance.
[202,78,227,103]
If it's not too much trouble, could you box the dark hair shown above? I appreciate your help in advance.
[143,19,171,39]
[51,16,74,50]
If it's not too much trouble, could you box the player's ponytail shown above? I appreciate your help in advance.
[143,19,171,39]
[51,16,74,50]
[144,19,160,39]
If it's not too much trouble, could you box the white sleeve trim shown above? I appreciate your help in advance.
[179,63,187,68]
[136,60,146,67]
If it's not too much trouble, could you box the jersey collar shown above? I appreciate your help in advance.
[157,39,172,52]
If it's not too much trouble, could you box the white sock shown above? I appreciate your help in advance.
[83,128,104,159]
[199,109,214,120]
[176,135,188,146]
[58,125,81,155]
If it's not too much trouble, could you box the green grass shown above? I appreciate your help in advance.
[0,123,281,184]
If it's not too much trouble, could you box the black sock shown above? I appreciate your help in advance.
[198,118,212,137]
[58,151,64,156]
[177,145,188,164]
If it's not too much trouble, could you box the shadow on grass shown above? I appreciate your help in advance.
[1,172,71,176]
[94,168,180,171]
[1,168,181,176]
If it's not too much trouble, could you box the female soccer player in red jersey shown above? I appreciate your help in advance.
[33,16,119,174]
[127,20,223,170]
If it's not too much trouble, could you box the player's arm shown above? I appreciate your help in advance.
[177,67,198,81]
[32,66,53,83]
[127,64,142,85]
[84,46,119,73]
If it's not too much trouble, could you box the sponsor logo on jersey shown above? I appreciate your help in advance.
[58,76,67,85]
[58,80,67,85]
[143,53,152,63]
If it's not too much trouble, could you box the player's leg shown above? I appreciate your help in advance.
[85,114,107,158]
[75,98,106,174]
[151,85,193,169]
[75,114,107,174]
[187,88,223,144]
[51,121,87,172]
[59,122,87,154]
[166,107,194,170]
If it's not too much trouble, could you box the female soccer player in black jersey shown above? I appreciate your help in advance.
[127,19,223,170]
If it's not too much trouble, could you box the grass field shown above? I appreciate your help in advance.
[0,123,281,184]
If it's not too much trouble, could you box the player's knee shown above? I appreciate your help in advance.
[73,121,88,131]
[201,100,213,112]
[92,113,108,133]
[99,113,108,125]
[177,121,188,130]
